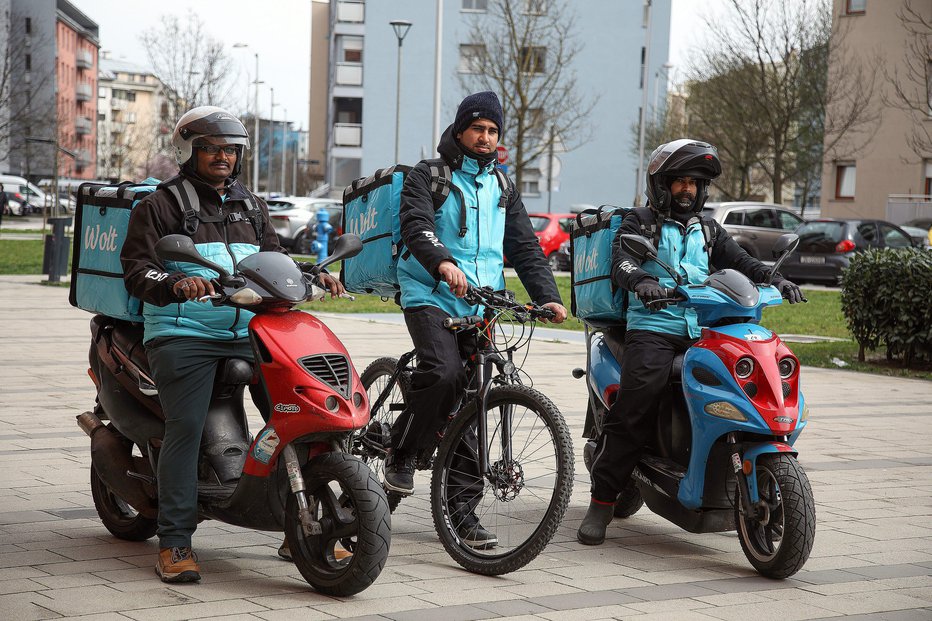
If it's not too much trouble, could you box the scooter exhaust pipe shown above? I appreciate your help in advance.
[76,411,158,519]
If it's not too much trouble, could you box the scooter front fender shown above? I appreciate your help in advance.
[742,442,798,503]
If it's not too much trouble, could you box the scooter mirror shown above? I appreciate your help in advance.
[155,234,231,279]
[619,234,657,261]
[765,233,800,285]
[316,234,363,272]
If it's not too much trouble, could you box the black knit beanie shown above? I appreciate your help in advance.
[453,91,504,135]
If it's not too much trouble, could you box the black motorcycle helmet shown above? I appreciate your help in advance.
[171,106,251,180]
[645,139,722,217]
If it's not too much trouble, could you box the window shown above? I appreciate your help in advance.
[879,224,912,248]
[927,60,931,116]
[529,216,549,232]
[25,17,31,34]
[340,36,363,63]
[462,0,488,11]
[519,46,546,74]
[835,164,856,199]
[525,0,546,14]
[458,44,485,73]
[745,208,777,228]
[521,169,541,196]
[846,0,866,14]
[723,211,744,225]
[777,210,803,231]
[526,107,545,136]
[856,222,878,246]
[25,54,30,71]
[925,160,932,195]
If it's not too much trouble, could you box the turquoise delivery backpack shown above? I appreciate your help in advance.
[570,206,631,323]
[69,179,160,322]
[340,160,513,297]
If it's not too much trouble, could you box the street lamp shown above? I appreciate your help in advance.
[281,108,287,195]
[390,19,412,163]
[232,44,262,192]
[653,62,674,123]
[634,0,653,208]
[267,87,279,195]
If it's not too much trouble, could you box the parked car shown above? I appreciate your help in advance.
[266,196,342,254]
[527,212,575,270]
[702,202,805,260]
[554,238,572,272]
[901,225,931,249]
[780,218,919,285]
[903,217,932,231]
[0,175,48,215]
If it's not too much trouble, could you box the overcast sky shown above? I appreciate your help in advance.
[73,0,719,128]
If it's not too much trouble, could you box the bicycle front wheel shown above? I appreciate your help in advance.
[430,384,573,575]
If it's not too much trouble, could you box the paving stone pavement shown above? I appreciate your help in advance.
[1,274,931,621]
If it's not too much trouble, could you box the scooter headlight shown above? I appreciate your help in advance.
[230,288,263,305]
[735,357,754,379]
[778,356,797,379]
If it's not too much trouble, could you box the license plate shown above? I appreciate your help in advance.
[799,255,825,264]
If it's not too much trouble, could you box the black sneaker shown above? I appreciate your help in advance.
[454,512,498,550]
[383,450,415,495]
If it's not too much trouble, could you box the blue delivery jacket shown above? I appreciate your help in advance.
[397,124,561,318]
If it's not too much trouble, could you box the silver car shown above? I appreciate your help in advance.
[702,202,805,261]
[266,196,342,254]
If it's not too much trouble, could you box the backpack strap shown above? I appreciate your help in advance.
[163,176,201,236]
[425,158,468,237]
[493,167,513,211]
[699,215,716,268]
[632,207,662,250]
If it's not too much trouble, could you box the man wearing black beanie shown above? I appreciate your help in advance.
[383,91,568,549]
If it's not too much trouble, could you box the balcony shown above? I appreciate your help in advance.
[76,82,93,102]
[337,1,364,23]
[111,98,127,110]
[335,62,363,86]
[110,121,125,134]
[75,116,93,135]
[334,123,362,147]
[76,49,93,70]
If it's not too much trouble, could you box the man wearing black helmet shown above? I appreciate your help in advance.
[121,106,343,582]
[577,139,803,545]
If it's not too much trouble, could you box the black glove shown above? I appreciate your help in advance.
[634,278,669,310]
[777,279,804,304]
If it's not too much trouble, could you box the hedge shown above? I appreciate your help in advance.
[840,247,932,367]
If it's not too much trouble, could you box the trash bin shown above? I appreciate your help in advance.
[42,216,72,282]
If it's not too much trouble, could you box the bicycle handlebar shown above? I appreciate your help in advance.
[442,285,554,329]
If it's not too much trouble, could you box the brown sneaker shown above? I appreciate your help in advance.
[156,547,201,583]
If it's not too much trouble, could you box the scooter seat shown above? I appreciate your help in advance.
[601,327,684,383]
[109,320,150,373]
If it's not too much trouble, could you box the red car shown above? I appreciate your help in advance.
[527,212,575,270]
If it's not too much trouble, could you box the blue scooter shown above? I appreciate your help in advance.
[575,233,815,578]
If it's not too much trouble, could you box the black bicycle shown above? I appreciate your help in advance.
[347,286,574,575]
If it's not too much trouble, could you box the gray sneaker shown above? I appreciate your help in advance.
[383,450,416,495]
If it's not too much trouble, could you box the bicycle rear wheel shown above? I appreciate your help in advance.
[352,357,409,512]
[430,384,573,575]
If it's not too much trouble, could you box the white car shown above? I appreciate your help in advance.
[266,196,343,254]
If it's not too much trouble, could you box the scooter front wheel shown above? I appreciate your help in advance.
[736,453,815,579]
[285,452,391,596]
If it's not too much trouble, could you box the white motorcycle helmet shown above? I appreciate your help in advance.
[171,106,250,179]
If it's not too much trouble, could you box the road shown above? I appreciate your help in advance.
[0,274,930,620]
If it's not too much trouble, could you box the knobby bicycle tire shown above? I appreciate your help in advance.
[430,384,573,575]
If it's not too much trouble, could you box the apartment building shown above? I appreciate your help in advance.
[821,0,932,223]
[318,0,672,211]
[5,0,99,180]
[97,55,171,182]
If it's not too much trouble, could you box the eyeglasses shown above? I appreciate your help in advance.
[195,145,238,155]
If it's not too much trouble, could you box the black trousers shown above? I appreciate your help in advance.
[390,305,481,513]
[589,329,695,503]
[390,305,467,453]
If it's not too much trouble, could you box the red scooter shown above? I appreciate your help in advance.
[76,233,391,596]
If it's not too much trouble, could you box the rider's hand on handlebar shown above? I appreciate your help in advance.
[777,279,805,304]
[173,276,215,302]
[540,302,568,324]
[634,278,669,310]
[317,272,345,299]
[438,261,468,298]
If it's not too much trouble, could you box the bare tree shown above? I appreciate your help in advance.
[682,0,880,206]
[142,12,236,124]
[882,0,932,160]
[458,0,598,189]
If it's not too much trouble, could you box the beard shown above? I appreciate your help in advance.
[672,192,695,213]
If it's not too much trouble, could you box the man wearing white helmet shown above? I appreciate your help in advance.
[121,106,343,583]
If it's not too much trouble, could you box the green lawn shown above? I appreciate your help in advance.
[2,238,927,379]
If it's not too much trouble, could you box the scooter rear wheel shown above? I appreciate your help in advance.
[90,465,157,541]
[736,453,815,579]
[285,452,391,596]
